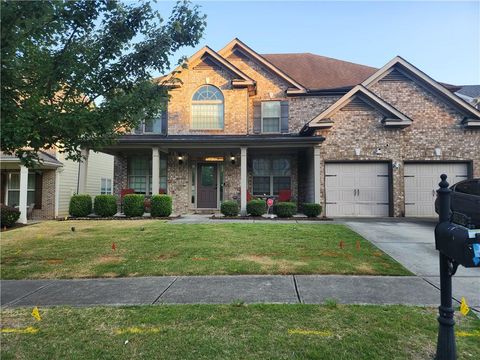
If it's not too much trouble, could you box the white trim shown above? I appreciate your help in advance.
[314,146,321,204]
[362,56,480,120]
[240,147,248,215]
[151,147,160,195]
[18,166,28,224]
[261,101,281,134]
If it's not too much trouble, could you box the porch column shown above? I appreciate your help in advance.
[77,148,89,194]
[240,146,248,215]
[18,165,28,224]
[314,145,321,204]
[152,146,160,195]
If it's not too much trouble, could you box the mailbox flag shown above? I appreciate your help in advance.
[31,306,41,321]
[460,297,470,316]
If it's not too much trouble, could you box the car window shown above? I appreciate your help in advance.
[455,180,480,196]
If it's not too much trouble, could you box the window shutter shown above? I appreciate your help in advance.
[161,109,168,134]
[253,102,261,134]
[280,101,289,133]
[34,173,43,209]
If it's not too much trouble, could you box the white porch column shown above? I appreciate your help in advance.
[18,165,28,224]
[152,146,160,195]
[240,146,248,215]
[314,145,321,204]
[77,148,89,194]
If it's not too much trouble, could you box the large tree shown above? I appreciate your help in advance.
[1,0,206,166]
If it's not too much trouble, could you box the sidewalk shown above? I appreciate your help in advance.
[1,275,446,308]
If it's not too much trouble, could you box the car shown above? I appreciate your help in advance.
[435,178,480,229]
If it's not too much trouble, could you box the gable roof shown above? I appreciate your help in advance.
[218,38,306,94]
[304,85,412,132]
[362,56,480,123]
[262,53,378,91]
[456,85,480,99]
[0,150,63,168]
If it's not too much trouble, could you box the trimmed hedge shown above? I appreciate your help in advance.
[94,195,117,217]
[123,194,145,217]
[220,201,239,217]
[1,204,21,227]
[275,202,297,218]
[302,203,322,218]
[247,199,266,216]
[151,195,172,217]
[69,194,92,217]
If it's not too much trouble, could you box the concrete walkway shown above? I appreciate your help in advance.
[1,275,442,307]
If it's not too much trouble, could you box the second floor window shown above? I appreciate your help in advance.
[261,101,281,133]
[191,85,224,130]
[135,115,163,134]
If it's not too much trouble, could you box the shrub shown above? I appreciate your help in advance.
[247,199,266,216]
[123,194,145,217]
[220,201,239,217]
[94,195,117,217]
[0,204,21,228]
[302,203,322,217]
[151,195,172,217]
[69,194,92,217]
[275,202,297,218]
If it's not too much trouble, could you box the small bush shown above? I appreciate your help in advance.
[69,194,92,217]
[221,201,239,217]
[94,195,117,217]
[275,202,297,218]
[151,195,172,217]
[303,203,322,217]
[247,199,266,216]
[123,194,145,217]
[1,204,21,227]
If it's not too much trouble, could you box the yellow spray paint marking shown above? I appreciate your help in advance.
[114,327,162,335]
[1,327,38,334]
[460,297,470,316]
[457,330,480,337]
[288,329,332,336]
[31,306,41,321]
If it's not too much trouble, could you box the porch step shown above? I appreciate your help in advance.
[193,209,220,215]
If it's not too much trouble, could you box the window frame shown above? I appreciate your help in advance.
[5,172,36,207]
[127,155,168,195]
[261,101,281,134]
[191,85,224,130]
[100,178,113,195]
[252,157,292,196]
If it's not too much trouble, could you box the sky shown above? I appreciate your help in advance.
[153,0,480,86]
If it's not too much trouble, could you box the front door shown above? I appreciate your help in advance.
[197,163,217,208]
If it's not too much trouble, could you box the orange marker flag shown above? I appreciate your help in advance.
[112,242,116,251]
[339,240,344,249]
[356,240,361,250]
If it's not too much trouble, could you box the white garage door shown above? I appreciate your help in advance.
[404,163,469,217]
[325,163,390,217]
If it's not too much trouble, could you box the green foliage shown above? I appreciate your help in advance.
[220,201,239,217]
[123,194,145,217]
[0,0,206,166]
[275,202,297,218]
[302,203,322,217]
[151,195,172,217]
[69,194,92,217]
[247,199,266,217]
[0,204,21,228]
[93,195,117,217]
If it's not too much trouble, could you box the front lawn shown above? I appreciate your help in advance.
[1,304,479,359]
[0,220,410,279]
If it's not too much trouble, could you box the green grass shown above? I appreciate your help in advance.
[1,304,479,359]
[0,220,410,279]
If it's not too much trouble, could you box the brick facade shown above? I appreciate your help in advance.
[31,169,56,220]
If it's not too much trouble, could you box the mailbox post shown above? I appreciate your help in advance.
[434,174,480,360]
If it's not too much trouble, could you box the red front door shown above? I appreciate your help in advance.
[197,163,217,208]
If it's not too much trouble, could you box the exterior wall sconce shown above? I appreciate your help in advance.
[434,147,442,156]
[178,154,184,165]
[392,161,401,169]
[230,154,236,165]
[354,148,361,156]
[375,148,382,155]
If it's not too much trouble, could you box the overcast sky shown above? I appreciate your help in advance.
[154,1,479,85]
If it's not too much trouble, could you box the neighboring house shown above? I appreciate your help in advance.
[96,38,480,218]
[0,149,113,223]
[455,85,480,109]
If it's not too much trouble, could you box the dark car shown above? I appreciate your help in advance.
[436,178,480,229]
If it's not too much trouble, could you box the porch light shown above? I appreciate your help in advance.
[354,148,361,156]
[434,147,442,156]
[178,154,184,165]
[375,148,382,155]
[230,154,236,165]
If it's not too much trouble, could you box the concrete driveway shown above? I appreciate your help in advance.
[343,219,480,308]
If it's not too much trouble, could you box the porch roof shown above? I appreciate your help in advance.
[102,134,324,153]
[0,151,63,169]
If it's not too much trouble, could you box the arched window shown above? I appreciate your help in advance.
[191,85,224,129]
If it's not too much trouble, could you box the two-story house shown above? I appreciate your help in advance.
[95,38,480,217]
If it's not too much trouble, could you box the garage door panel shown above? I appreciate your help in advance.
[404,163,468,217]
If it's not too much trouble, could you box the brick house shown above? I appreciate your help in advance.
[99,38,480,217]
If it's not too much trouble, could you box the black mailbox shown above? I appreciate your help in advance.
[435,222,480,268]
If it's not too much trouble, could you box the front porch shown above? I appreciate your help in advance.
[102,135,323,215]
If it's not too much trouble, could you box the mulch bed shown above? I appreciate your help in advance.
[57,215,181,221]
[210,216,333,221]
